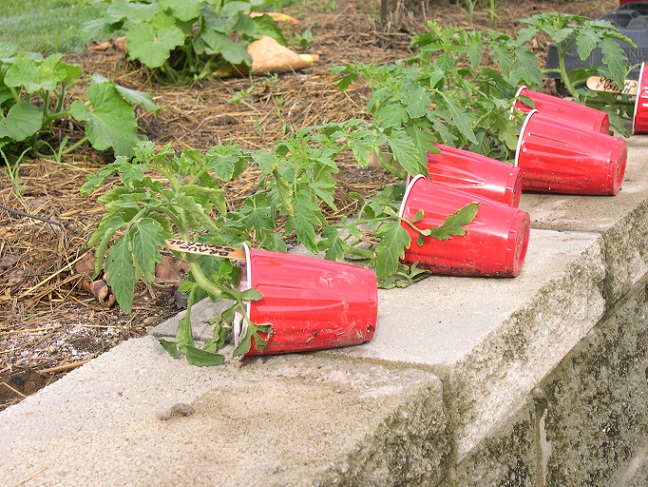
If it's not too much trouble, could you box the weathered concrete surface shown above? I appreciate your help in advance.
[520,136,648,301]
[541,276,648,487]
[443,275,648,487]
[326,229,606,460]
[448,399,538,487]
[0,339,446,486]
[153,228,608,461]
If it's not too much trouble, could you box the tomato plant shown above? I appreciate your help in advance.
[83,127,477,363]
[519,13,636,134]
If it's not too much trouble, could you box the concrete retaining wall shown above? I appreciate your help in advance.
[1,138,648,486]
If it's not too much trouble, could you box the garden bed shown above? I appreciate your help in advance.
[0,0,620,410]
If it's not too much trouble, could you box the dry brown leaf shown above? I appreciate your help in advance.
[88,36,127,52]
[74,252,96,275]
[249,12,301,24]
[79,279,116,308]
[213,36,319,78]
[155,255,183,283]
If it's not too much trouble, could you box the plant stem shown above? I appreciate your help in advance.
[372,147,406,179]
[557,41,579,100]
[60,136,88,155]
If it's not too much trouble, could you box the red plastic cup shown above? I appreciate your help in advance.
[234,245,378,356]
[513,85,610,134]
[398,175,531,278]
[633,63,648,134]
[516,110,627,195]
[426,144,522,207]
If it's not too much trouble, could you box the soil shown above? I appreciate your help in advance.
[0,0,619,411]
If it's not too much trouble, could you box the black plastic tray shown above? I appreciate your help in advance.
[545,2,648,80]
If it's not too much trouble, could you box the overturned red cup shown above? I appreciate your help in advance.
[633,63,648,134]
[516,110,627,195]
[513,85,610,134]
[234,245,378,356]
[399,175,531,278]
[426,144,522,207]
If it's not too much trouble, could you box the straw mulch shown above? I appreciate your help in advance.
[0,0,618,410]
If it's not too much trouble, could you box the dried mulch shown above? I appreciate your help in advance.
[0,0,618,410]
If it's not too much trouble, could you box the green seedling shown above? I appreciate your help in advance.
[519,13,635,133]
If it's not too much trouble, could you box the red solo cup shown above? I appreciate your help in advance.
[398,175,531,278]
[513,85,610,134]
[234,245,378,356]
[426,144,522,207]
[516,110,627,196]
[633,63,648,134]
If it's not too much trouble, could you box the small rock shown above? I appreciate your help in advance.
[157,402,195,421]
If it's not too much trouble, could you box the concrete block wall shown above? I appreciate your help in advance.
[449,275,648,486]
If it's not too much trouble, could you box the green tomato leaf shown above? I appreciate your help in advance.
[232,322,272,357]
[244,201,275,236]
[512,46,542,87]
[241,288,263,301]
[105,235,136,314]
[421,202,479,241]
[405,125,436,170]
[0,102,43,141]
[375,102,409,130]
[133,218,166,283]
[272,167,294,216]
[403,84,432,119]
[205,145,250,181]
[71,82,140,157]
[285,195,323,253]
[320,226,345,262]
[575,27,600,61]
[309,181,338,211]
[157,338,180,358]
[253,150,279,175]
[437,92,478,145]
[601,37,630,89]
[387,134,423,176]
[374,221,410,281]
[184,346,225,366]
[466,37,484,70]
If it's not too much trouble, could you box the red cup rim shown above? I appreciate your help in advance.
[514,109,538,168]
[398,174,426,219]
[233,243,253,346]
[508,166,523,207]
[608,138,628,195]
[633,62,646,135]
[510,85,528,116]
[508,211,531,277]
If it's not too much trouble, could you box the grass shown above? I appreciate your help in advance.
[0,0,106,55]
